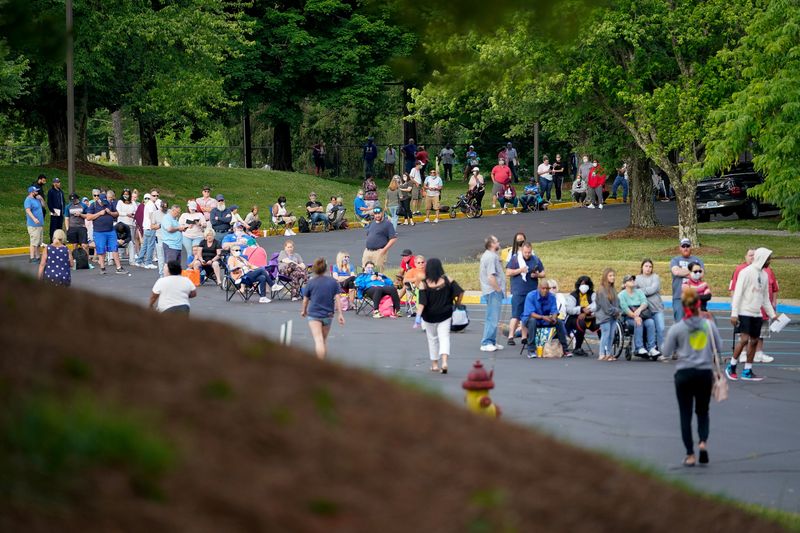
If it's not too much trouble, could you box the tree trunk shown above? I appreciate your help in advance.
[628,150,659,228]
[76,89,89,161]
[138,118,159,166]
[402,82,417,143]
[45,107,68,162]
[272,120,293,171]
[111,109,131,165]
[672,176,699,245]
[243,106,252,169]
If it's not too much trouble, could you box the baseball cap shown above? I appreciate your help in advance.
[187,200,197,210]
[81,196,88,202]
[215,194,225,201]
[202,185,211,191]
[401,249,413,257]
[27,186,37,193]
[229,204,239,211]
[623,274,636,283]
[98,193,108,201]
[53,177,61,183]
[69,192,78,200]
[472,167,480,173]
[679,238,691,247]
[143,193,151,200]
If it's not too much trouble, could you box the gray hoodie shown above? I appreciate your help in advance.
[662,317,722,371]
[634,273,664,313]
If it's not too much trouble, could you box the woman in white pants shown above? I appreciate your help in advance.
[415,258,464,374]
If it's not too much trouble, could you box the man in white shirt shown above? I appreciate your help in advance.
[423,169,443,223]
[135,189,159,269]
[149,260,197,313]
[537,156,554,202]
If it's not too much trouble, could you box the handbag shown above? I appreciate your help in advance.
[451,304,469,331]
[640,308,653,320]
[707,320,728,402]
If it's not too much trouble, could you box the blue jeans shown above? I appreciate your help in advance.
[481,291,503,346]
[673,298,683,322]
[625,316,656,350]
[652,311,665,348]
[242,267,273,297]
[137,229,157,265]
[309,212,328,229]
[539,179,553,201]
[388,205,398,229]
[182,235,202,267]
[610,176,628,201]
[599,320,616,356]
[155,237,166,277]
[498,197,518,209]
[364,159,375,177]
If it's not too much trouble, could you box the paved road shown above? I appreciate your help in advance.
[4,201,799,513]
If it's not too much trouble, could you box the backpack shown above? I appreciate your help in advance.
[297,216,310,233]
[338,293,350,312]
[378,295,394,317]
[73,247,89,269]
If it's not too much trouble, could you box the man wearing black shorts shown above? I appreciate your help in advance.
[66,193,90,256]
[727,247,777,382]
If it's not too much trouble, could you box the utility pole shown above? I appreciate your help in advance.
[66,0,75,194]
[533,122,540,170]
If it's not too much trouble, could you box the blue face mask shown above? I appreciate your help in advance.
[365,266,374,274]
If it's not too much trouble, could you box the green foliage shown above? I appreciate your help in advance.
[0,393,175,501]
[701,0,800,230]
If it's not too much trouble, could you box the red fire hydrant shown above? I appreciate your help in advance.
[462,360,501,418]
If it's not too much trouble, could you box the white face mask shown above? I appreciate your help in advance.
[691,272,702,280]
[579,284,590,294]
[280,202,286,207]
[593,162,598,167]
[583,158,589,163]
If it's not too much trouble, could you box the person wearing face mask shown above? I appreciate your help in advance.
[115,188,137,265]
[226,245,273,303]
[618,274,658,358]
[681,262,712,314]
[571,175,588,205]
[210,194,233,240]
[221,222,251,251]
[565,276,600,356]
[587,159,607,209]
[670,239,705,321]
[354,189,372,225]
[578,155,593,203]
[271,196,297,236]
[635,259,666,357]
[353,261,402,318]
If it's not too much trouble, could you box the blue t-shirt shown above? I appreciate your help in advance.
[354,196,369,219]
[24,197,43,227]
[332,265,355,278]
[521,290,558,325]
[669,255,705,299]
[160,212,183,249]
[87,201,115,232]
[303,275,342,318]
[506,254,544,295]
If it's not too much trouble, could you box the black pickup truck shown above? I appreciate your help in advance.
[695,165,775,222]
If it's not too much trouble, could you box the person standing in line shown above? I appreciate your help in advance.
[31,174,48,229]
[361,207,397,271]
[415,145,429,173]
[635,259,666,357]
[490,158,512,209]
[669,238,705,321]
[468,166,486,208]
[46,177,65,243]
[730,249,777,363]
[301,257,345,360]
[402,137,417,174]
[66,192,91,262]
[661,287,721,467]
[479,235,506,352]
[505,242,545,346]
[160,203,186,274]
[25,185,45,263]
[416,258,464,373]
[149,260,197,313]
[505,142,519,182]
[115,188,138,265]
[195,185,217,221]
[578,155,593,204]
[595,268,620,361]
[587,159,607,209]
[363,136,378,178]
[136,190,159,269]
[398,173,414,226]
[609,162,629,202]
[552,154,566,201]
[423,169,443,224]
[38,229,73,286]
[537,156,554,202]
[152,199,168,274]
[384,144,396,178]
[727,247,777,382]
[409,160,424,216]
[210,194,233,240]
[439,143,455,181]
[179,201,207,267]
[385,178,400,230]
[313,140,326,176]
[464,145,480,180]
[86,192,126,275]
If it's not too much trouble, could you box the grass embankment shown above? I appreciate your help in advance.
[0,165,471,248]
[441,232,800,299]
[700,217,784,231]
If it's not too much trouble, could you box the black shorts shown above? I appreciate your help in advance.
[67,226,88,245]
[737,315,763,338]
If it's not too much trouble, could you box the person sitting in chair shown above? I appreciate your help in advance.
[520,180,545,212]
[271,196,297,236]
[305,192,329,231]
[226,245,273,303]
[497,183,518,215]
[278,239,308,301]
[221,222,252,251]
[354,189,372,225]
[354,261,402,318]
[521,283,571,357]
[564,275,600,356]
[333,250,357,306]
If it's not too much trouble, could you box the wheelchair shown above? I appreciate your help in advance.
[612,319,659,361]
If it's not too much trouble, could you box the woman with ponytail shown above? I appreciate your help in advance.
[662,287,723,467]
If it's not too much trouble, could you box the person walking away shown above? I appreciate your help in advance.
[86,193,126,274]
[729,249,777,363]
[468,167,486,208]
[587,159,607,209]
[402,138,417,174]
[661,287,722,467]
[490,158,512,209]
[505,242,545,346]
[385,178,400,230]
[578,155,593,204]
[635,259,666,357]
[479,235,505,352]
[537,156,554,202]
[24,186,45,263]
[160,203,186,275]
[727,247,777,382]
[669,238,704,321]
[609,162,629,202]
[423,169,443,223]
[398,173,414,225]
[505,142,519,182]
[116,188,137,265]
[149,260,197,313]
[361,207,397,271]
[439,143,455,181]
[301,257,345,359]
[38,229,73,286]
[363,136,378,178]
[416,258,464,373]
[46,177,65,243]
[552,154,566,200]
[595,268,620,360]
[384,144,396,178]
[618,274,658,358]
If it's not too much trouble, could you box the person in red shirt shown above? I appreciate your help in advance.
[490,158,512,209]
[415,145,429,172]
[730,248,778,363]
[587,159,607,209]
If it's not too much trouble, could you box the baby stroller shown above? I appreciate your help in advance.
[449,190,483,219]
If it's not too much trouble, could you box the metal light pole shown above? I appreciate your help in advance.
[66,0,75,195]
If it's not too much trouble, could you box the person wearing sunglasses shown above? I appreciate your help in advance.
[361,206,397,272]
[333,251,357,305]
[135,190,160,269]
[227,245,273,303]
[669,238,705,321]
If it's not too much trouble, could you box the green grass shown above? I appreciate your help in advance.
[0,165,469,248]
[700,217,784,231]
[429,233,800,299]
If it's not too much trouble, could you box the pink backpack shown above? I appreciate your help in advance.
[378,295,394,317]
[338,293,350,312]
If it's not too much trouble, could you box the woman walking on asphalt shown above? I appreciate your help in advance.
[416,258,464,373]
[301,258,345,360]
[661,287,723,467]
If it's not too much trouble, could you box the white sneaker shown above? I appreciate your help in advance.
[511,209,518,215]
[637,348,648,356]
[494,344,504,350]
[755,352,774,363]
[258,296,271,304]
[587,204,596,209]
[500,210,506,215]
[423,217,430,223]
[291,296,300,302]
[403,220,408,225]
[480,344,497,352]
[648,347,660,357]
[284,229,292,236]
[433,218,439,224]
[272,283,282,291]
[598,204,604,210]
[145,264,157,270]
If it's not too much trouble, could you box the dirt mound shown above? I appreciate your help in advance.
[0,270,784,533]
[44,160,127,181]
[601,226,679,240]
